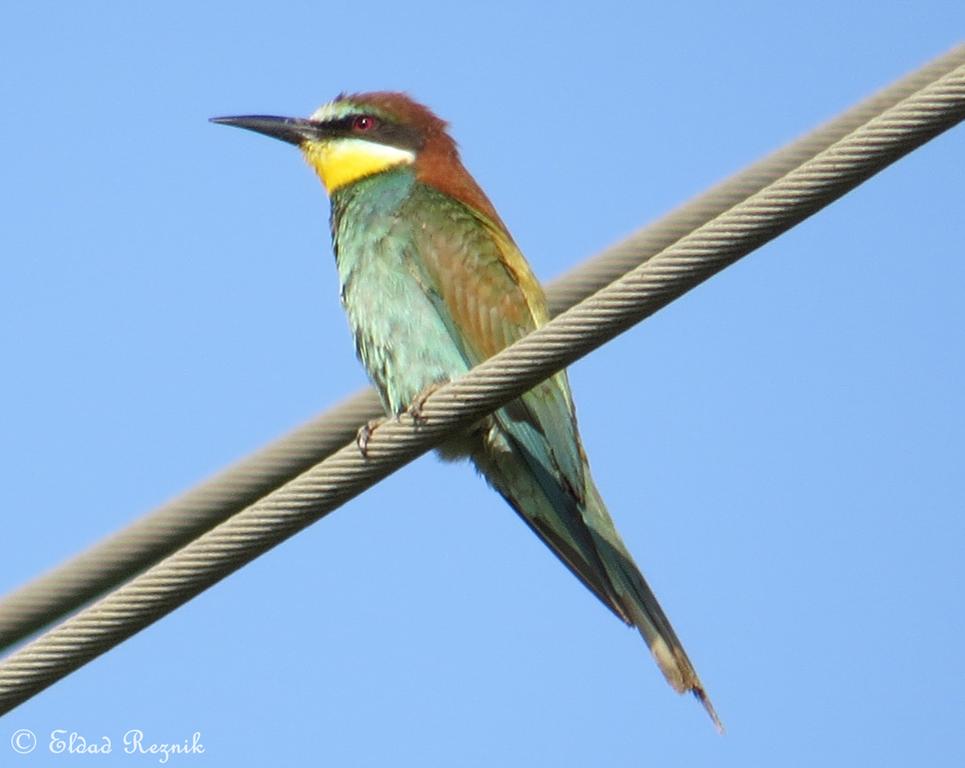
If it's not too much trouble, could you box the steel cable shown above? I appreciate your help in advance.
[0,59,962,714]
[2,45,962,653]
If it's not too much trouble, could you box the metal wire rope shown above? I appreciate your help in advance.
[2,45,961,653]
[0,59,962,714]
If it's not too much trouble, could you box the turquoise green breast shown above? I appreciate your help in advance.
[330,169,470,414]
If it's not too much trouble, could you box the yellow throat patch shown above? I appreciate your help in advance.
[302,138,416,194]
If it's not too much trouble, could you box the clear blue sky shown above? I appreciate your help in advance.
[2,2,963,765]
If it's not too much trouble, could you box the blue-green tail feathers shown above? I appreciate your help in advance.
[475,409,721,730]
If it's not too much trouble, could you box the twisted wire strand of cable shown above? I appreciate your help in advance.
[1,61,962,714]
[2,45,962,653]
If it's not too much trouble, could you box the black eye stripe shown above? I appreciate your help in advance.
[326,116,360,132]
[377,122,423,150]
[318,115,424,151]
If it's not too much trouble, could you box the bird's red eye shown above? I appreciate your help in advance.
[352,115,379,132]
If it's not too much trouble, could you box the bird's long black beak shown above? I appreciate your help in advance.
[209,115,326,146]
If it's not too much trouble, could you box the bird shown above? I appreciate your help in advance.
[212,92,720,729]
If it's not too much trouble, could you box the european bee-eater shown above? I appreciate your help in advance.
[213,92,719,728]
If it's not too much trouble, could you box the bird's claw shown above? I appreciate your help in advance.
[357,382,446,455]
[356,417,387,457]
[406,381,446,424]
